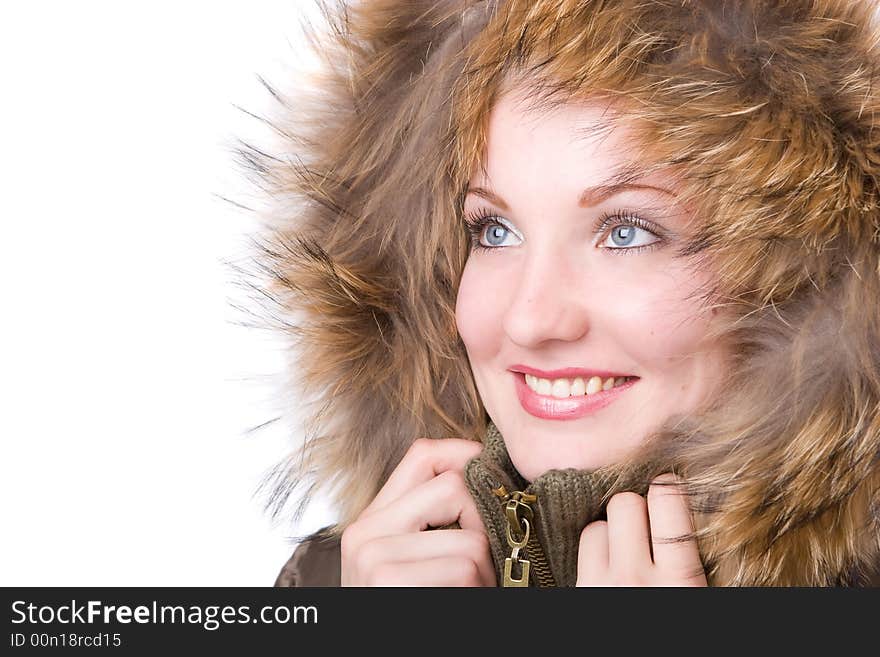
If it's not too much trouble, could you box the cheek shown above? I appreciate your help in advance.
[457,254,721,390]
[612,268,721,406]
[455,260,504,357]
[599,264,716,365]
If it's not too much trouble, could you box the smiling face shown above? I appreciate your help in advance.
[455,89,729,482]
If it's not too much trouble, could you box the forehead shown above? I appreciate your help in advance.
[470,88,669,190]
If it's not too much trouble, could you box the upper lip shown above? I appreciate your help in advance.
[509,364,636,380]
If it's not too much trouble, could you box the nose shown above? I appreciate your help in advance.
[501,247,591,348]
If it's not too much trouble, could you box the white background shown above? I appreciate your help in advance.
[0,1,336,585]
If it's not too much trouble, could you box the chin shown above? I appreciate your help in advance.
[506,431,619,481]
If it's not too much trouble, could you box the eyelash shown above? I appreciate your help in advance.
[462,207,664,255]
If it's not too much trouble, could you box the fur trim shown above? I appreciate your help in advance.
[238,0,493,532]
[239,0,880,584]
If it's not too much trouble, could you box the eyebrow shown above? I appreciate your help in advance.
[465,183,676,211]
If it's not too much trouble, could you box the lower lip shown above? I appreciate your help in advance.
[513,372,637,420]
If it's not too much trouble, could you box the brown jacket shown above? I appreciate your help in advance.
[275,423,880,587]
[275,529,341,587]
[243,0,880,587]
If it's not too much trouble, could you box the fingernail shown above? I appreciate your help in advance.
[652,472,677,486]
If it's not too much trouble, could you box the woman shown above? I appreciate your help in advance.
[244,0,880,586]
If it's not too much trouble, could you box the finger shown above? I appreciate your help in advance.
[368,556,488,587]
[606,492,653,571]
[576,520,609,585]
[363,438,483,516]
[356,468,485,538]
[359,530,496,587]
[648,473,703,577]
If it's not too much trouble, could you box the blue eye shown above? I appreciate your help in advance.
[484,223,510,247]
[463,208,521,252]
[600,222,661,252]
[595,211,663,254]
[463,207,664,255]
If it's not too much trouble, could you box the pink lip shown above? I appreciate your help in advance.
[510,364,633,380]
[513,372,637,421]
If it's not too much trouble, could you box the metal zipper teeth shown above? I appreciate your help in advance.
[524,506,556,587]
[490,472,558,587]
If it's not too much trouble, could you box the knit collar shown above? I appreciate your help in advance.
[463,420,670,587]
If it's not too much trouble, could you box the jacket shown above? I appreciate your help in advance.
[275,420,880,587]
[239,0,880,586]
[276,419,670,587]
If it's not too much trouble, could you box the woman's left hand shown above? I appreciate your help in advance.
[576,473,707,586]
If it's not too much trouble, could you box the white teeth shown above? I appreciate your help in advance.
[550,379,570,398]
[585,376,603,394]
[537,377,551,395]
[525,374,554,395]
[525,373,633,397]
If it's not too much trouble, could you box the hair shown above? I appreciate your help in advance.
[449,0,879,299]
[241,0,880,584]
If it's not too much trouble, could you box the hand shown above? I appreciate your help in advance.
[576,473,707,586]
[340,437,496,586]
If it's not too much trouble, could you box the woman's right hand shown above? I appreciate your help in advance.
[340,437,496,586]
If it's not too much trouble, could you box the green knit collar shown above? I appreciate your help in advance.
[463,420,669,586]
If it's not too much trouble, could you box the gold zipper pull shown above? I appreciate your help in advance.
[492,485,537,587]
[502,517,531,587]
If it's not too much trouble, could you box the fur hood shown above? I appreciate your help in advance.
[240,0,880,585]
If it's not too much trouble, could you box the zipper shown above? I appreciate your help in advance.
[492,484,557,587]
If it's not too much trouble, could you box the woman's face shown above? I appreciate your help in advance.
[455,90,728,482]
